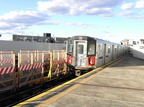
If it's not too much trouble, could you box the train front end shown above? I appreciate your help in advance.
[66,36,96,76]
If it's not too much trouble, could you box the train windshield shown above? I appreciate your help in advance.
[88,43,95,56]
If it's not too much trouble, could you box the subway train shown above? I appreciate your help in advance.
[66,36,128,76]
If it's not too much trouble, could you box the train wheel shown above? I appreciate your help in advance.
[75,70,81,77]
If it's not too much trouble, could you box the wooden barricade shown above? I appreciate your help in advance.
[51,50,59,77]
[0,51,15,93]
[58,50,67,75]
[18,50,34,87]
[33,50,44,84]
[0,49,68,94]
[51,50,67,77]
[42,50,51,80]
[18,50,44,87]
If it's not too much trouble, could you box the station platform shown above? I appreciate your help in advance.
[14,55,144,107]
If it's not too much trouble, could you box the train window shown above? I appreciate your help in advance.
[108,45,111,53]
[88,44,95,55]
[78,45,84,54]
[115,47,117,52]
[68,44,73,53]
[98,44,101,55]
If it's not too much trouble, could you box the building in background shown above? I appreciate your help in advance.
[12,33,69,43]
[121,39,129,46]
[140,39,144,44]
[121,39,144,46]
[54,37,69,43]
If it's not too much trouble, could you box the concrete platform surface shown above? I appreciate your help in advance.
[15,55,144,107]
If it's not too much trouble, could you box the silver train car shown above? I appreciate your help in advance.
[66,36,128,76]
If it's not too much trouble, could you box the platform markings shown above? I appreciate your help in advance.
[13,55,126,107]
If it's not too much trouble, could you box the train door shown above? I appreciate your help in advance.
[75,41,87,67]
[97,43,105,67]
[104,44,107,64]
[112,45,117,60]
[117,46,120,57]
[105,44,112,64]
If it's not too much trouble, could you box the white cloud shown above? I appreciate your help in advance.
[66,22,96,28]
[135,0,144,8]
[0,11,59,34]
[37,0,123,17]
[119,10,144,19]
[85,8,113,17]
[119,11,137,18]
[121,3,133,10]
[0,11,49,26]
[0,22,13,29]
[119,1,144,19]
[120,11,136,16]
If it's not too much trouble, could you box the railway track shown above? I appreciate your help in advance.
[0,73,75,107]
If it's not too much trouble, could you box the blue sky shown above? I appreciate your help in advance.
[0,0,144,43]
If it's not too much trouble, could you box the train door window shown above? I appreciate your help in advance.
[98,44,101,55]
[88,43,95,55]
[98,44,103,55]
[108,45,111,53]
[68,44,73,53]
[78,44,84,54]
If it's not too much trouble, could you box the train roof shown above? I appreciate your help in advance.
[69,36,123,46]
[94,37,123,46]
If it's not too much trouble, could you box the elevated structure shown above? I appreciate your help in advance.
[12,33,69,43]
[13,33,55,43]
[130,44,144,59]
[140,39,144,44]
[121,39,129,46]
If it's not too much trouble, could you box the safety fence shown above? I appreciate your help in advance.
[0,51,15,93]
[0,51,15,75]
[52,50,67,76]
[0,49,67,93]
[18,50,44,86]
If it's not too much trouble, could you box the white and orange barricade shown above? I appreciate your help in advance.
[0,51,15,93]
[58,50,67,75]
[33,50,44,84]
[18,50,46,86]
[18,50,45,86]
[51,50,59,77]
[18,50,34,87]
[42,50,52,80]
[51,50,67,77]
